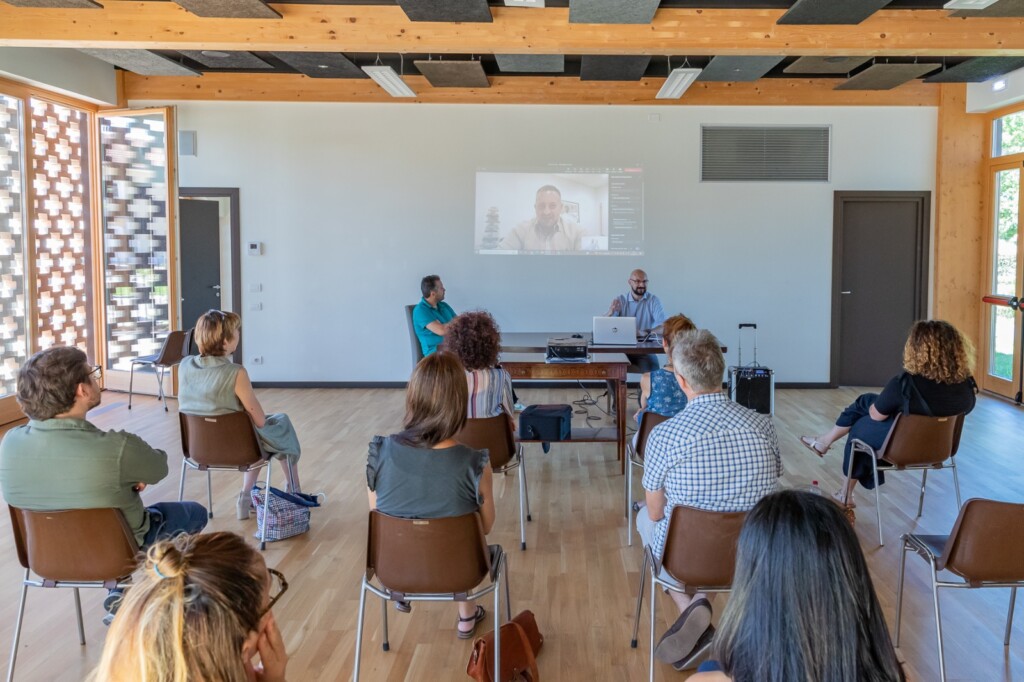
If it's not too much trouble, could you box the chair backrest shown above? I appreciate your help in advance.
[405,304,425,369]
[367,510,491,595]
[155,330,188,367]
[8,506,139,582]
[182,327,197,356]
[878,412,961,468]
[661,505,747,592]
[635,411,670,462]
[179,411,267,469]
[937,498,1024,585]
[456,415,516,471]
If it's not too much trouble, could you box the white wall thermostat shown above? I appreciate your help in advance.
[247,241,263,256]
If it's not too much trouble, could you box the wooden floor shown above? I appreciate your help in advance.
[1,385,1022,682]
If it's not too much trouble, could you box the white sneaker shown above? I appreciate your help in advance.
[514,402,526,412]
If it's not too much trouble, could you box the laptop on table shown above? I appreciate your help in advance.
[592,316,638,346]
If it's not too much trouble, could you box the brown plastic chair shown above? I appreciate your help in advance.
[352,510,509,681]
[457,415,531,550]
[128,329,188,411]
[626,411,670,544]
[5,506,139,682]
[177,411,274,549]
[405,304,425,369]
[630,505,747,682]
[847,412,964,546]
[895,498,1024,682]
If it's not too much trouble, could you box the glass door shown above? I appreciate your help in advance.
[982,161,1024,399]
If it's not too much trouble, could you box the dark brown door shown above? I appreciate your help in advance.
[179,198,223,331]
[831,192,930,387]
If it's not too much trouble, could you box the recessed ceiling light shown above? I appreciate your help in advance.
[200,50,231,59]
[317,65,330,70]
[993,79,1007,92]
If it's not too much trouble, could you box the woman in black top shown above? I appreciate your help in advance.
[800,320,977,506]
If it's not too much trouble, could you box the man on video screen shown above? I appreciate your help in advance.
[499,185,583,252]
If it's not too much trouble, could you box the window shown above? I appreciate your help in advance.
[993,111,1024,158]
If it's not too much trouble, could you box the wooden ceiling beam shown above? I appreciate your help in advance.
[0,4,1020,56]
[123,71,940,106]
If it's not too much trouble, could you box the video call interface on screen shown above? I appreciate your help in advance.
[474,166,645,256]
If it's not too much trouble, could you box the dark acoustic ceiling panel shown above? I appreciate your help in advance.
[784,56,872,74]
[925,57,1024,83]
[495,54,566,73]
[569,0,661,24]
[698,56,785,82]
[173,0,281,18]
[272,52,366,78]
[950,0,1024,16]
[78,49,202,77]
[835,62,939,90]
[580,55,651,81]
[396,0,493,22]
[180,51,272,69]
[414,60,490,87]
[777,0,893,24]
[1,0,100,6]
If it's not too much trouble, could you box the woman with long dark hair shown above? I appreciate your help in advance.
[366,351,496,638]
[690,489,905,682]
[800,320,976,507]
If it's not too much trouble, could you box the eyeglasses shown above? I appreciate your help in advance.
[88,365,103,382]
[262,568,288,615]
[629,279,649,285]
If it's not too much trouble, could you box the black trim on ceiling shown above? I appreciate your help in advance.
[152,51,970,80]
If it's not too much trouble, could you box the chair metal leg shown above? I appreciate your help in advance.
[648,563,657,682]
[503,559,512,622]
[916,468,928,518]
[625,446,634,520]
[894,539,910,647]
[178,458,187,502]
[352,582,367,681]
[871,456,884,546]
[206,470,213,519]
[1006,586,1017,646]
[73,588,85,646]
[128,363,137,410]
[381,597,389,651]
[156,367,167,411]
[517,463,527,551]
[630,550,649,648]
[260,465,271,551]
[930,564,946,682]
[520,447,532,523]
[494,558,502,678]
[951,459,962,509]
[7,573,28,682]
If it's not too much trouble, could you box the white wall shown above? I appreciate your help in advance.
[143,101,937,383]
[967,64,1024,113]
[0,48,117,105]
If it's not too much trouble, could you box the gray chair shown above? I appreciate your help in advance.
[405,304,424,369]
[128,329,187,411]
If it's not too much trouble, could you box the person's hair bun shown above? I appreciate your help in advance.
[147,540,186,580]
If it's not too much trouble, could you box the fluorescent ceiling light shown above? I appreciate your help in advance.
[362,65,416,98]
[656,67,702,100]
[504,0,544,5]
[943,0,999,9]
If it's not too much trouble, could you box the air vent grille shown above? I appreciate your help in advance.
[701,125,830,182]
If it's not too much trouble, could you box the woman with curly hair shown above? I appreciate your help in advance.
[442,311,516,430]
[799,320,977,507]
[90,531,288,682]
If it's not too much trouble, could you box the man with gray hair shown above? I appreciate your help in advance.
[636,329,781,671]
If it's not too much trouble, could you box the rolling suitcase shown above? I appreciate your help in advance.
[728,323,775,415]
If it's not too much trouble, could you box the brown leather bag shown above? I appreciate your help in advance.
[466,610,543,682]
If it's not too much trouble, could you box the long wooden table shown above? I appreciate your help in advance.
[500,332,663,356]
[499,352,629,473]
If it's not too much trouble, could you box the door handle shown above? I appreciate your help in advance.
[210,285,221,290]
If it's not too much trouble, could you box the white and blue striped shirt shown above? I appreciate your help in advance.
[611,290,666,332]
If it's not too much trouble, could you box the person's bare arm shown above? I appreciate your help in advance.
[234,367,268,428]
[425,320,448,336]
[367,489,377,510]
[606,297,622,316]
[645,488,667,522]
[478,465,496,534]
[869,403,889,422]
[639,372,652,409]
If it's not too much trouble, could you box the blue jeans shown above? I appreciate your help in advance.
[141,501,208,548]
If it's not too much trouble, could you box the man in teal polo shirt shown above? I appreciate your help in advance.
[412,274,457,357]
[0,346,208,621]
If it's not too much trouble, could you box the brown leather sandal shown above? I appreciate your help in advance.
[456,605,486,640]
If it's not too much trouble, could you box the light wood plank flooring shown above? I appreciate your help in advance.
[0,386,1021,681]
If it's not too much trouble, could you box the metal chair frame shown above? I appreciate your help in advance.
[177,411,273,549]
[352,512,510,681]
[846,412,964,546]
[6,507,138,682]
[895,500,1023,682]
[127,329,188,411]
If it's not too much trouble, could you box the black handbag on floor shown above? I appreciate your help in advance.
[518,404,571,442]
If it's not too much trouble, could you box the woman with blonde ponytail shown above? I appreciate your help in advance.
[91,532,288,682]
